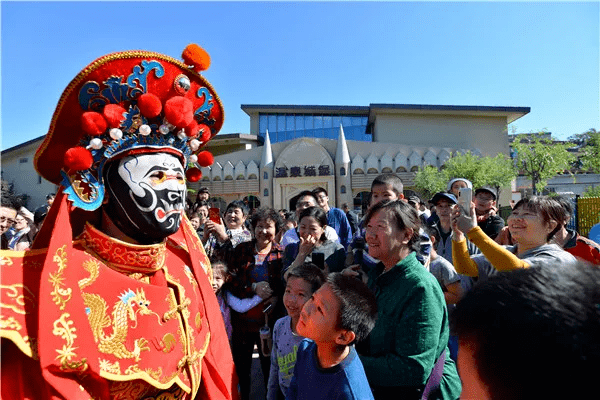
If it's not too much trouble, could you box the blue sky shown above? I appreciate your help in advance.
[1,1,598,151]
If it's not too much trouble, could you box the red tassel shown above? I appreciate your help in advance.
[186,168,202,182]
[64,147,94,171]
[164,96,194,128]
[81,112,107,136]
[137,93,162,118]
[182,44,211,72]
[196,151,214,167]
[103,104,127,128]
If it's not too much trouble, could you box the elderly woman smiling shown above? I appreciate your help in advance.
[356,200,461,400]
[451,196,577,281]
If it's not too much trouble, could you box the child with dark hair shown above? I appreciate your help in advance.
[211,260,270,341]
[267,263,327,400]
[287,273,377,400]
[284,207,346,274]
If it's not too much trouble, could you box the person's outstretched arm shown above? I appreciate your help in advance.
[452,204,528,272]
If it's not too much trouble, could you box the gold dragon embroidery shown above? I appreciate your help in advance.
[49,246,72,310]
[82,288,161,361]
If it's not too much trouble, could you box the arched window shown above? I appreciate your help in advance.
[340,167,346,176]
[341,185,346,194]
[396,166,407,173]
[353,168,364,175]
[367,168,379,174]
[263,189,269,197]
[264,171,268,180]
[382,167,393,173]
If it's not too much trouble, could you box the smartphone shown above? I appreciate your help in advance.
[209,207,221,224]
[312,253,325,270]
[458,187,472,213]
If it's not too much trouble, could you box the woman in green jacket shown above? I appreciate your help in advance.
[357,200,461,400]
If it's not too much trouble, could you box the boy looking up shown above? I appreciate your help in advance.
[287,273,377,400]
[267,263,327,400]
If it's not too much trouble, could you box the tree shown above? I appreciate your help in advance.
[474,154,516,202]
[512,132,576,195]
[413,165,449,201]
[579,129,600,173]
[443,151,482,186]
[413,152,517,205]
[582,185,600,198]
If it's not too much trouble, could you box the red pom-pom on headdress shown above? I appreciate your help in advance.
[64,147,94,171]
[103,104,127,128]
[137,93,162,118]
[164,96,194,128]
[186,168,202,182]
[81,112,107,136]
[182,44,211,73]
[196,151,214,167]
[185,121,200,138]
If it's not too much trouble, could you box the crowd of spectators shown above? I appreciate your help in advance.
[2,173,583,399]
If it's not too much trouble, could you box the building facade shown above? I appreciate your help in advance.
[189,103,530,211]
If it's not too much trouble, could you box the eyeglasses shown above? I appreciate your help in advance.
[0,217,16,226]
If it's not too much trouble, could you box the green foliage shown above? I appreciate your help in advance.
[473,154,516,199]
[413,165,448,200]
[579,129,600,173]
[413,152,516,203]
[443,151,481,185]
[511,132,576,195]
[582,185,600,198]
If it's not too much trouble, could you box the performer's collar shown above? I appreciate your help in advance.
[79,222,167,274]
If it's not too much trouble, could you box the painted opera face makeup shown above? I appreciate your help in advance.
[104,152,186,244]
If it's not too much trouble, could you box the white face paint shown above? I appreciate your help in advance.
[104,152,187,244]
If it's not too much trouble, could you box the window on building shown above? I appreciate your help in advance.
[38,175,42,184]
[19,157,28,163]
[225,175,233,181]
[236,174,245,180]
[367,168,379,174]
[396,167,407,173]
[382,167,393,173]
[248,174,258,180]
[353,168,364,175]
[264,189,269,197]
[340,167,346,176]
[264,171,268,180]
[341,185,346,194]
[258,112,370,144]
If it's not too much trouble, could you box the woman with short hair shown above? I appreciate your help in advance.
[452,195,577,281]
[356,200,461,399]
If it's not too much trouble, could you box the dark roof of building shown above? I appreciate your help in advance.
[1,135,45,154]
[241,103,530,124]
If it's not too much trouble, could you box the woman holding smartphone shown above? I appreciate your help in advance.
[283,206,346,274]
